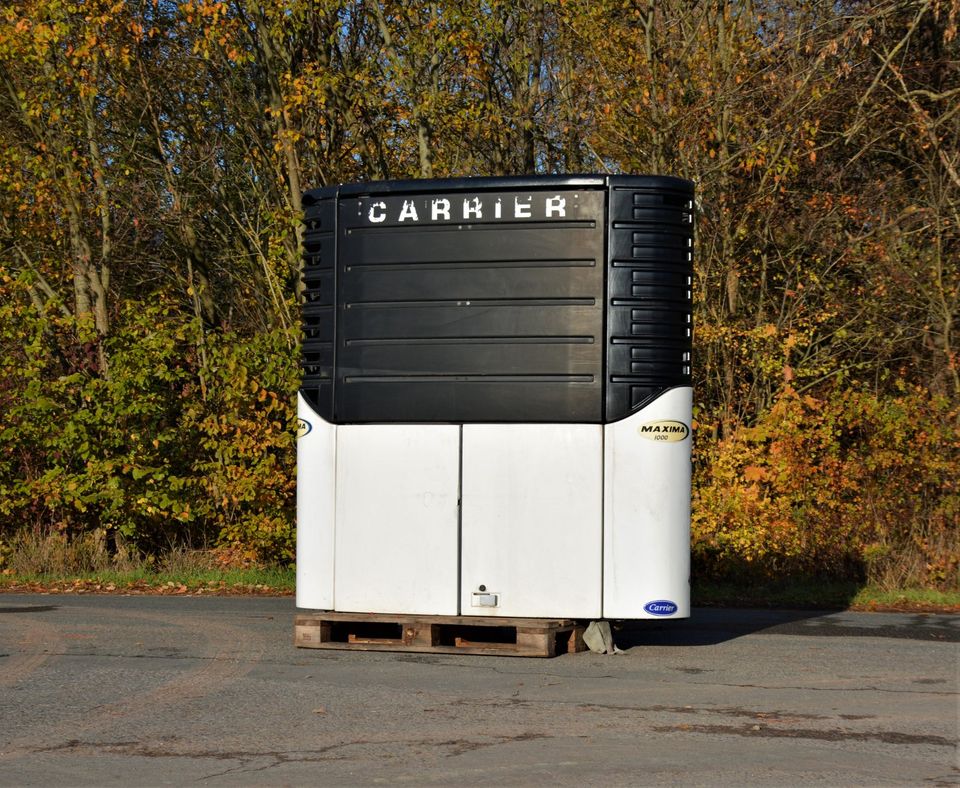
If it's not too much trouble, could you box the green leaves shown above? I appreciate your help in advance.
[0,298,297,561]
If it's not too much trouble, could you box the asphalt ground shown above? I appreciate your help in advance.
[0,594,957,786]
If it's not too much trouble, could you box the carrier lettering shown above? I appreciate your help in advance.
[361,193,570,225]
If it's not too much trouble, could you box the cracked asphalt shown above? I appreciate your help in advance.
[1,594,957,786]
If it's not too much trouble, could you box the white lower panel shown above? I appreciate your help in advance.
[461,424,602,618]
[295,394,336,610]
[603,387,692,619]
[334,425,460,615]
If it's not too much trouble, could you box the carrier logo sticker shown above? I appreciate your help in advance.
[637,420,690,442]
[296,418,312,439]
[358,191,580,226]
[644,600,679,616]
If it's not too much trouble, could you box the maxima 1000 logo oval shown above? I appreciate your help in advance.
[637,420,690,442]
[296,418,312,439]
[644,600,679,616]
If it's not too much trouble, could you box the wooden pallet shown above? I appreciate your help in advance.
[295,612,587,658]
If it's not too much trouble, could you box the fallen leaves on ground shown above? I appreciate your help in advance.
[0,578,293,596]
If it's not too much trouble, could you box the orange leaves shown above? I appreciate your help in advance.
[693,385,960,587]
[742,465,766,482]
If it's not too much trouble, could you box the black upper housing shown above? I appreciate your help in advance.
[300,174,693,424]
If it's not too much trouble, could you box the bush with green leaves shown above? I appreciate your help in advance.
[0,283,299,564]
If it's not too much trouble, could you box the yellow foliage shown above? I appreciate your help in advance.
[693,386,959,589]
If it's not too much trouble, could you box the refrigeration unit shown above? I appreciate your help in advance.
[296,174,694,620]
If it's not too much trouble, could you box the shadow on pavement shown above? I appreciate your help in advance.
[0,605,59,615]
[612,607,960,649]
[613,608,825,649]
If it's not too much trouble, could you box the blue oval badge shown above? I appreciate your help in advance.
[643,600,678,616]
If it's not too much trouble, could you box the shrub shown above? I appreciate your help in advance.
[0,290,299,563]
[692,384,959,590]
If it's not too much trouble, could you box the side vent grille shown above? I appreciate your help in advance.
[605,184,694,421]
[300,192,336,418]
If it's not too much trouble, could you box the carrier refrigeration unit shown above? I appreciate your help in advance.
[296,174,694,622]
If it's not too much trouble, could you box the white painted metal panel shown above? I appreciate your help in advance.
[334,425,460,615]
[461,424,603,618]
[295,394,336,610]
[603,386,692,619]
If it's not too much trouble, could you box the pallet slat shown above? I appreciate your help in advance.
[295,612,586,658]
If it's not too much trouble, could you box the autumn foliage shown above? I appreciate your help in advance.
[0,1,957,587]
[694,386,958,589]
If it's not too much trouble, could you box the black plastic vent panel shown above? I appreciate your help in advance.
[300,175,694,424]
[605,182,694,421]
[300,194,336,415]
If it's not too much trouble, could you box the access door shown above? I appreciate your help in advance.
[460,424,603,618]
[333,425,460,615]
